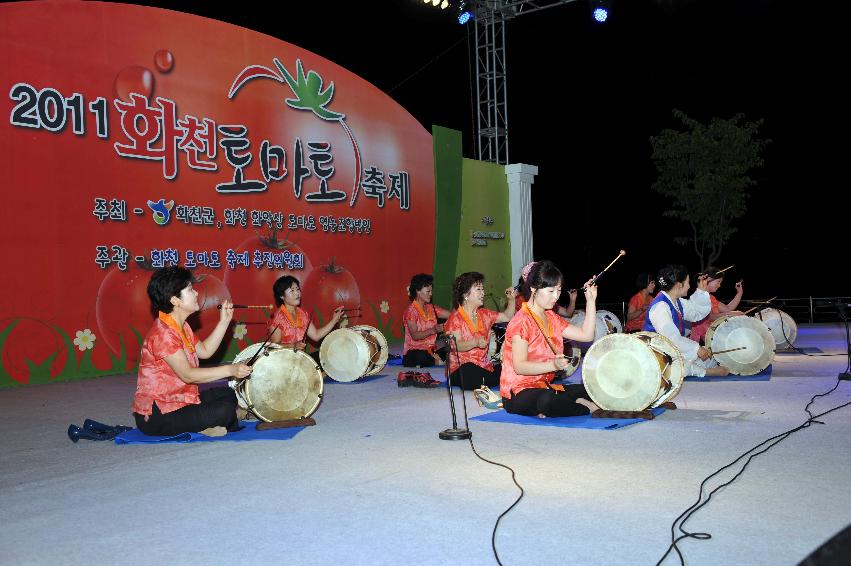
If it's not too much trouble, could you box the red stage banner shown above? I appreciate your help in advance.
[0,1,435,386]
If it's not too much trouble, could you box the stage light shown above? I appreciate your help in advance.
[590,0,611,23]
[458,10,473,24]
[432,0,440,6]
[440,0,449,9]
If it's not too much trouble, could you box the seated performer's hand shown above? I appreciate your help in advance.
[504,287,518,301]
[219,300,235,324]
[294,341,307,351]
[582,279,598,302]
[735,280,744,292]
[230,362,252,379]
[697,346,712,361]
[553,355,569,371]
[697,274,710,291]
[329,306,345,325]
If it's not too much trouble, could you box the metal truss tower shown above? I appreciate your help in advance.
[471,0,578,164]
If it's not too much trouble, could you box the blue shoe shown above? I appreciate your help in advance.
[83,419,132,434]
[68,424,118,443]
[473,386,502,410]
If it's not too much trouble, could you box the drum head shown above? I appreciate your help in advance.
[570,309,622,343]
[232,345,323,422]
[754,308,797,350]
[320,328,371,382]
[582,333,664,411]
[597,310,623,335]
[351,325,388,376]
[635,332,686,408]
[706,316,775,375]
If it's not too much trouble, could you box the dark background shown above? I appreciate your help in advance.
[129,0,843,305]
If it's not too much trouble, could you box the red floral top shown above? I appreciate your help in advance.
[500,306,570,399]
[443,307,500,374]
[133,318,201,416]
[403,301,439,354]
[268,305,309,344]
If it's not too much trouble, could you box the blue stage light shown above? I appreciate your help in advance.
[593,7,608,23]
[458,10,473,24]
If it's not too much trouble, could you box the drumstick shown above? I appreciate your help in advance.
[697,264,735,278]
[245,326,277,367]
[708,346,747,355]
[217,304,274,309]
[742,297,778,316]
[582,249,626,290]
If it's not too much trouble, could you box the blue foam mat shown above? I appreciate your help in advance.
[471,406,665,430]
[114,420,305,444]
[387,358,404,366]
[685,364,772,382]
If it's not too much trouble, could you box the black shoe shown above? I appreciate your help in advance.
[83,419,132,434]
[68,424,118,443]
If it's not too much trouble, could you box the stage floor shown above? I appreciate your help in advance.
[1,324,850,565]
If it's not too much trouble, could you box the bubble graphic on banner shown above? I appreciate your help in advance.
[154,49,174,73]
[113,65,154,101]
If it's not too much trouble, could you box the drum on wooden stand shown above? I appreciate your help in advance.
[319,324,388,382]
[582,332,685,411]
[569,309,623,343]
[230,343,323,422]
[753,308,798,350]
[704,315,775,375]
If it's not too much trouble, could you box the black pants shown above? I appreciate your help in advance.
[403,347,448,368]
[503,384,593,417]
[134,387,239,436]
[450,363,500,390]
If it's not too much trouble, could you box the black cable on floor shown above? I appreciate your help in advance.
[449,335,524,566]
[655,377,851,566]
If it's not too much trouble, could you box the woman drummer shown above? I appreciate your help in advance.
[642,264,730,377]
[268,275,344,361]
[132,266,252,437]
[443,272,517,390]
[500,260,600,418]
[402,273,452,368]
[689,266,744,344]
[625,273,656,333]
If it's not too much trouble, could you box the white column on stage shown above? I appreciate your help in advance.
[504,163,538,282]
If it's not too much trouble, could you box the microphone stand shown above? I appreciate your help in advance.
[837,302,851,381]
[439,334,472,441]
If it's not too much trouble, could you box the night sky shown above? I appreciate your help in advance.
[133,0,842,304]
